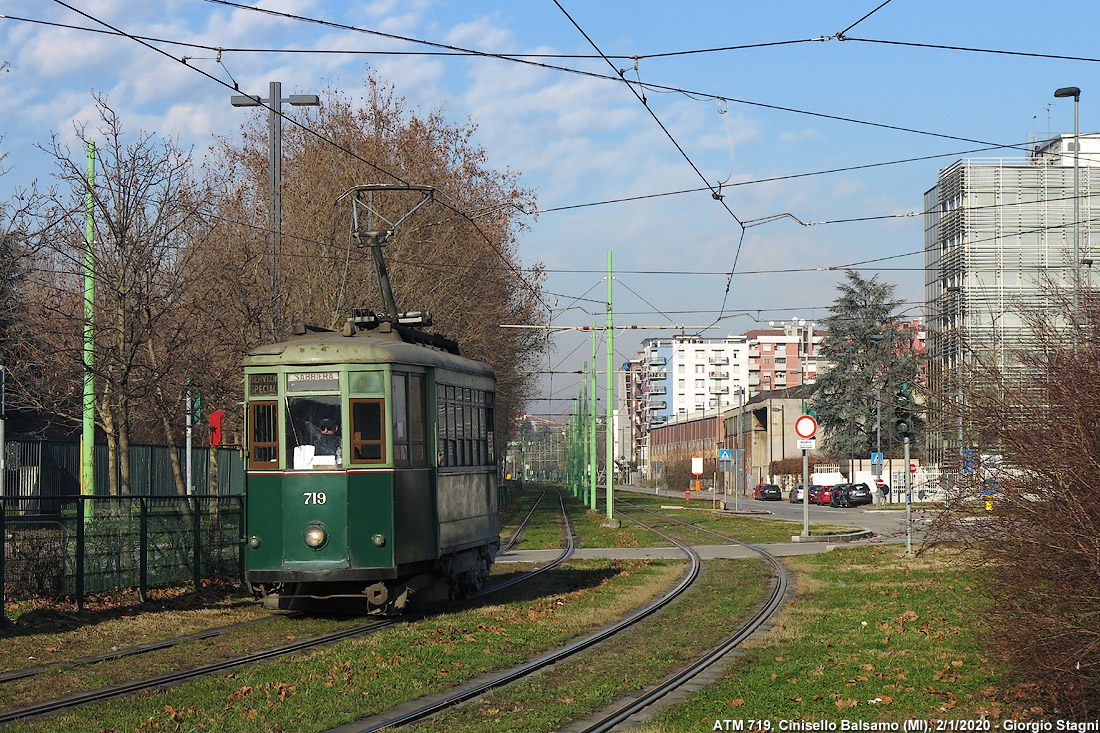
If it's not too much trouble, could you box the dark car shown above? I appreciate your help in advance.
[754,484,782,501]
[831,482,874,507]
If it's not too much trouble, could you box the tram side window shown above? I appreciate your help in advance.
[249,401,279,468]
[286,396,343,470]
[392,373,427,467]
[436,383,494,468]
[351,399,385,464]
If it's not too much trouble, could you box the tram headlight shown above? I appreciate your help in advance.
[372,533,387,547]
[248,535,261,549]
[304,524,327,549]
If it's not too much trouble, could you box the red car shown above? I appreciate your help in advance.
[818,485,839,505]
[808,485,824,504]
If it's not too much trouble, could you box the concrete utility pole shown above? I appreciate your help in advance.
[231,82,319,340]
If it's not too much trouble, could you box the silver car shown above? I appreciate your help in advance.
[789,484,818,503]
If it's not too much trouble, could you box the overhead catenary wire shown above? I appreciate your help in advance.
[46,0,554,322]
[199,0,1040,156]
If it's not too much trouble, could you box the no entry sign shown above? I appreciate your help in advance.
[794,414,818,439]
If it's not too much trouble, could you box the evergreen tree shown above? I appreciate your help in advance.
[808,270,922,462]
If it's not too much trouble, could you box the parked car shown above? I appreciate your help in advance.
[754,484,782,501]
[789,484,818,503]
[819,485,839,505]
[808,485,824,504]
[830,482,874,507]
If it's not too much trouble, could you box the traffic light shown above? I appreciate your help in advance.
[894,383,912,435]
[191,389,205,425]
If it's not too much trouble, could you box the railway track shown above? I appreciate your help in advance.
[574,499,790,731]
[342,499,702,732]
[500,489,546,552]
[0,489,576,726]
[339,497,789,732]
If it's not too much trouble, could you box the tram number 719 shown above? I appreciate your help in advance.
[304,492,328,505]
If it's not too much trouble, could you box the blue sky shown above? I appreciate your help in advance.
[2,1,1098,414]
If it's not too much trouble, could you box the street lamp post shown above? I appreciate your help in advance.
[231,81,320,340]
[1054,86,1082,313]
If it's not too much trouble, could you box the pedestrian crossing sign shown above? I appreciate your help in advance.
[871,452,883,464]
[719,449,732,462]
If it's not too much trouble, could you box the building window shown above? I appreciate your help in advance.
[764,358,772,365]
[695,364,705,373]
[695,379,705,388]
[678,379,685,387]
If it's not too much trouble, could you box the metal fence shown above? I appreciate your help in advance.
[1,493,244,614]
[2,440,245,502]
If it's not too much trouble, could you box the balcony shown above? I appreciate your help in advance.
[709,370,729,379]
[647,400,667,410]
[649,415,668,426]
[645,356,667,367]
[645,370,669,381]
[748,375,760,386]
[748,348,760,358]
[748,362,760,371]
[709,386,730,395]
[648,385,667,395]
[708,356,729,365]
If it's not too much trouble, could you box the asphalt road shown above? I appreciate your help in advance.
[618,483,930,535]
[497,484,934,564]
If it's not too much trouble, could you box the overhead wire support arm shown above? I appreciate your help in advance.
[335,184,435,324]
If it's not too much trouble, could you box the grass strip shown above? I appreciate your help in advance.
[641,545,1005,731]
[3,559,684,732]
[405,559,770,733]
[0,582,268,674]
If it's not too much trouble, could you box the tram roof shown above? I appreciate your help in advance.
[244,324,494,379]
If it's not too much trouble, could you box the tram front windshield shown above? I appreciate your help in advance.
[286,396,343,469]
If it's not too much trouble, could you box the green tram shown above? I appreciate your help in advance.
[242,320,499,613]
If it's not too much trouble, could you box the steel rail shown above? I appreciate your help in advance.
[576,499,790,731]
[0,491,574,726]
[346,500,699,732]
[0,617,400,725]
[500,489,545,552]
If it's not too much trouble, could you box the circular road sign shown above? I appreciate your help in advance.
[910,463,917,474]
[794,414,818,439]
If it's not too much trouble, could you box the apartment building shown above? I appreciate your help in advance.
[924,133,1100,464]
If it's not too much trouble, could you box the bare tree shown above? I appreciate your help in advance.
[928,284,1100,714]
[207,78,546,444]
[25,96,223,494]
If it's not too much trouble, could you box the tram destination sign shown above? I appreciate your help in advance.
[287,371,340,391]
[249,373,278,396]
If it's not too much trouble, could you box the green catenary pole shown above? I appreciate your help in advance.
[589,324,597,510]
[82,141,95,506]
[605,251,614,519]
[581,363,588,499]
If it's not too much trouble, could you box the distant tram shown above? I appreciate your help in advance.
[242,316,499,613]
